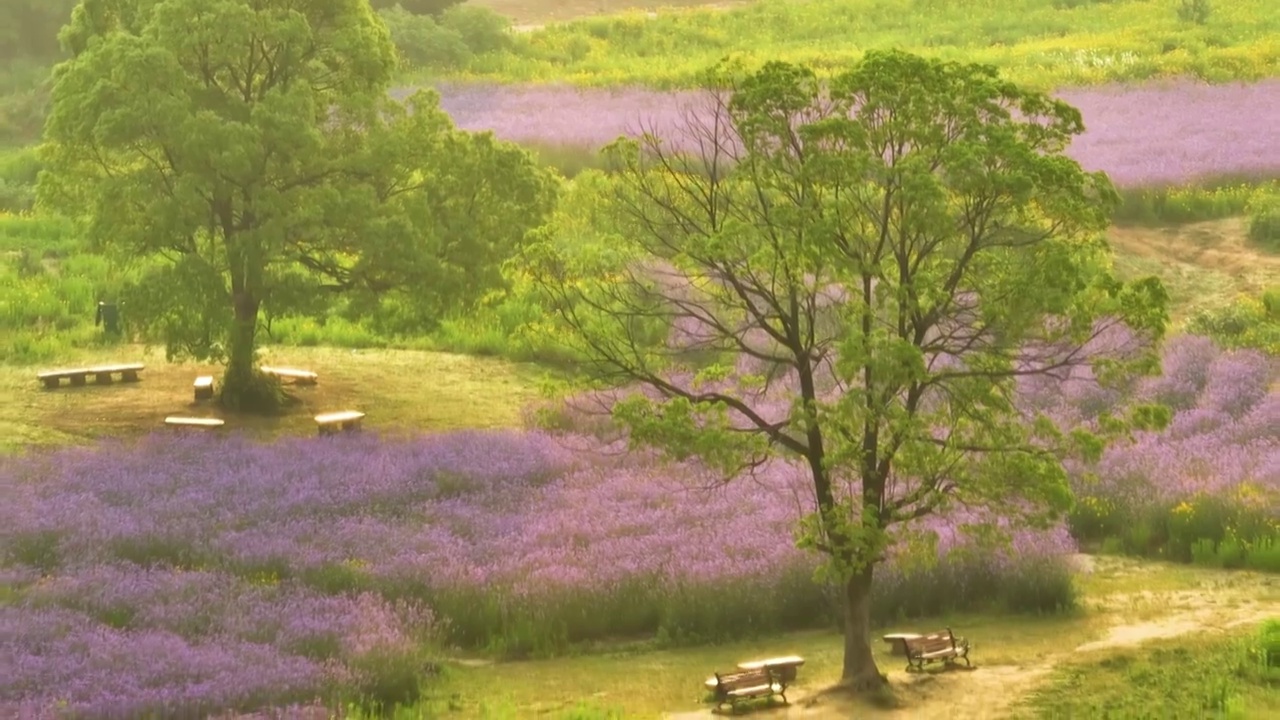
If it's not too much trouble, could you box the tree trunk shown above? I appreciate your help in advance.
[220,291,281,413]
[841,564,888,691]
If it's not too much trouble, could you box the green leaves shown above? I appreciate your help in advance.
[38,0,557,394]
[530,49,1170,587]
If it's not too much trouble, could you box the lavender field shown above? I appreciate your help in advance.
[3,430,1073,718]
[4,334,1278,718]
[422,78,1280,187]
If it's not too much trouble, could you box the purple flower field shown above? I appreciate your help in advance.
[1021,336,1280,559]
[3,337,1277,717]
[417,78,1280,187]
[4,429,1074,717]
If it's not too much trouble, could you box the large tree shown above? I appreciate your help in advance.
[524,52,1168,690]
[38,0,556,410]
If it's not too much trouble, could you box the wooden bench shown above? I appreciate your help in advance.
[883,633,922,657]
[705,667,786,713]
[903,628,971,673]
[193,375,214,401]
[38,363,144,389]
[260,366,318,385]
[735,655,804,684]
[315,410,365,435]
[164,416,225,430]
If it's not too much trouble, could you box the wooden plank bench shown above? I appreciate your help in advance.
[705,667,787,713]
[260,366,318,385]
[38,363,144,389]
[883,633,922,657]
[736,655,805,684]
[903,628,971,673]
[193,375,214,401]
[315,410,365,435]
[164,416,225,430]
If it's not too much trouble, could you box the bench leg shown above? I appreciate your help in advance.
[42,377,60,389]
[70,374,87,386]
[94,372,112,385]
[122,370,139,382]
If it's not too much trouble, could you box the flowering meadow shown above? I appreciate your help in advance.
[422,78,1280,188]
[4,427,1075,717]
[452,0,1280,89]
[1023,335,1280,569]
[4,331,1278,717]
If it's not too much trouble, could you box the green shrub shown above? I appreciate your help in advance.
[1245,536,1280,573]
[1177,0,1213,25]
[1256,619,1280,671]
[440,5,513,55]
[1113,181,1272,226]
[379,6,472,71]
[0,144,42,212]
[0,178,34,212]
[379,4,514,72]
[1185,289,1280,354]
[0,144,42,185]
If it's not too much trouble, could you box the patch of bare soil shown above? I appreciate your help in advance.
[1075,588,1280,653]
[664,665,1052,719]
[1108,218,1280,295]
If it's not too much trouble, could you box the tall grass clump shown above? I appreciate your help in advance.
[1114,180,1279,226]
[1248,192,1280,252]
[0,249,126,364]
[0,211,81,255]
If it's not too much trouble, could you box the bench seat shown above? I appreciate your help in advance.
[165,416,225,429]
[727,683,776,697]
[261,366,318,385]
[38,363,145,388]
[903,628,971,673]
[315,410,365,435]
[707,662,794,712]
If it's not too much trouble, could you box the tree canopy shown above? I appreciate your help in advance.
[524,51,1168,688]
[38,0,557,410]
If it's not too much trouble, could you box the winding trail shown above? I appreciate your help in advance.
[662,555,1280,718]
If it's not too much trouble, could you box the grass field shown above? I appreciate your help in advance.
[0,345,552,454]
[1108,218,1280,321]
[397,556,1280,718]
[448,0,1280,88]
[3,2,1279,718]
[471,0,745,26]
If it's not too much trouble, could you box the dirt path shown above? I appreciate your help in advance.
[665,557,1280,719]
[1108,218,1280,297]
